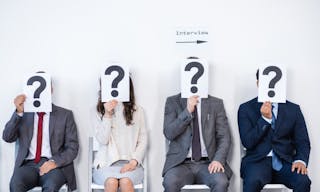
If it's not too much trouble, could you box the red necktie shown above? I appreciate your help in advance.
[35,112,45,163]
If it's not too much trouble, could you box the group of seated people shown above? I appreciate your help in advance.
[2,70,311,192]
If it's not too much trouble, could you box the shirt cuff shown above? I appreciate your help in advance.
[262,115,272,124]
[293,160,306,167]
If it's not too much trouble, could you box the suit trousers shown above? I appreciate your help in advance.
[10,158,66,192]
[163,159,229,192]
[242,157,311,192]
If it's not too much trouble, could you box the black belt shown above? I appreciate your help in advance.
[185,157,209,162]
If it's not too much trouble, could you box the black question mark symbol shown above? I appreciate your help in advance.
[105,65,125,97]
[184,61,204,93]
[263,66,282,97]
[27,76,47,107]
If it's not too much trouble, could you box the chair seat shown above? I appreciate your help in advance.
[28,184,67,191]
[91,183,143,189]
[263,184,290,189]
[181,184,210,189]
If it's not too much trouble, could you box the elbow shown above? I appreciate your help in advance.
[2,133,16,143]
[163,128,175,141]
[242,141,255,150]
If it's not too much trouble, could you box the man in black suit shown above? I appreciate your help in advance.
[3,78,79,192]
[238,70,311,192]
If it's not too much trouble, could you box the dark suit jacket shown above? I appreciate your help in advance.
[238,97,310,177]
[2,104,79,191]
[162,94,232,178]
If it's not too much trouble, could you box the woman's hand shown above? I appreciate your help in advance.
[120,159,138,173]
[103,100,118,118]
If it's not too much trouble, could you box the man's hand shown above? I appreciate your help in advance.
[208,161,225,174]
[103,100,118,118]
[260,101,272,119]
[120,159,138,173]
[292,162,308,175]
[39,160,57,176]
[14,94,26,113]
[187,96,199,113]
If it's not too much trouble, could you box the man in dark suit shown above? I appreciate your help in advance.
[162,94,232,192]
[238,70,311,192]
[3,85,79,191]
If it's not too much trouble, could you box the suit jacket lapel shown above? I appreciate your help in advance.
[26,113,35,145]
[180,95,187,110]
[254,98,263,118]
[49,105,57,138]
[201,98,209,131]
[275,103,286,133]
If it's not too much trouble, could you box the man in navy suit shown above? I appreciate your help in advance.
[238,70,311,192]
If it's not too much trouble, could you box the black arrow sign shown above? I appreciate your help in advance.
[176,40,207,44]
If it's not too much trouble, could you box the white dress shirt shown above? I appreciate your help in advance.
[25,112,52,160]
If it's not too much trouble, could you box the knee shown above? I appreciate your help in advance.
[119,177,133,187]
[10,180,23,191]
[215,178,229,190]
[104,178,119,189]
[294,176,311,190]
[10,176,27,191]
[163,174,183,191]
[42,181,62,192]
[243,176,263,190]
[207,175,229,191]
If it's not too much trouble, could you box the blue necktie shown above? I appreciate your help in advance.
[271,105,283,171]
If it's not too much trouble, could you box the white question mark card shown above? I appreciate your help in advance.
[258,64,286,103]
[23,73,52,112]
[101,64,129,102]
[181,58,208,98]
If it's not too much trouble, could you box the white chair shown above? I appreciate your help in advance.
[88,137,147,192]
[241,146,292,192]
[28,184,68,192]
[262,184,292,192]
[181,184,210,191]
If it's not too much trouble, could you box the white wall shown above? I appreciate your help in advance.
[1,0,319,191]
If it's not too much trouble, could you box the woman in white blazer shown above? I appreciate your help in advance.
[92,77,148,192]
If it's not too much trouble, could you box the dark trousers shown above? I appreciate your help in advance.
[163,159,229,192]
[10,158,66,192]
[242,157,311,192]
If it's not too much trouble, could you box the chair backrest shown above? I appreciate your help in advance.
[88,136,147,192]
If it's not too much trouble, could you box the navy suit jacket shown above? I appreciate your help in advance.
[238,97,310,176]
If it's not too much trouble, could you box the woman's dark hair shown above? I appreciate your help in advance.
[96,77,136,125]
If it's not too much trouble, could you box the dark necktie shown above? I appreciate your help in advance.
[192,106,201,161]
[35,112,45,163]
[271,105,282,171]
